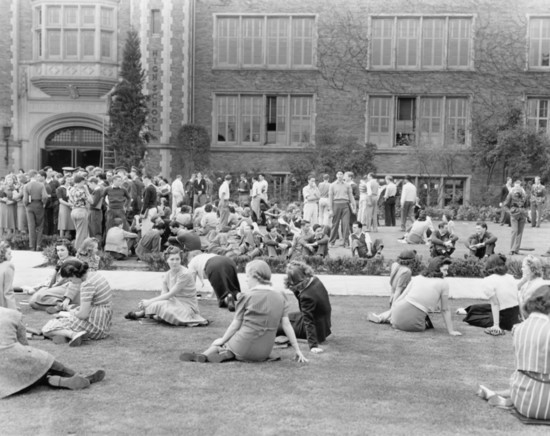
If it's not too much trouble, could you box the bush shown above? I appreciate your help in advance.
[447,257,486,278]
[142,252,169,272]
[41,243,115,271]
[455,205,500,222]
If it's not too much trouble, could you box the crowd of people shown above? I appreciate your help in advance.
[0,165,549,422]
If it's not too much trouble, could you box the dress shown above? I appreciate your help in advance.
[0,307,55,399]
[391,276,449,332]
[69,185,89,250]
[0,261,16,309]
[463,274,520,330]
[29,257,79,310]
[42,272,112,340]
[225,285,289,361]
[145,266,208,326]
[510,312,550,419]
[56,186,75,231]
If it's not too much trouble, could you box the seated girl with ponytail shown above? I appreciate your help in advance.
[179,259,307,364]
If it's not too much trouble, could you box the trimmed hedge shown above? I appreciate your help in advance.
[41,243,115,271]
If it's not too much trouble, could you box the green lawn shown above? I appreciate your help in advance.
[2,292,546,436]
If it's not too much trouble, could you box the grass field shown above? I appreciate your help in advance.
[2,291,547,436]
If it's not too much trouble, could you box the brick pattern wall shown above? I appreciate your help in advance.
[192,0,550,203]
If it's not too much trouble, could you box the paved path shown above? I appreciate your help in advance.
[11,250,520,300]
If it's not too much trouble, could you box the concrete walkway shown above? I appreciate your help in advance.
[11,250,496,300]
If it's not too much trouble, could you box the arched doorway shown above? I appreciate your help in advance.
[41,127,103,170]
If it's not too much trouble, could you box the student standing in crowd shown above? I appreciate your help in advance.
[141,175,158,235]
[504,179,528,255]
[400,175,417,231]
[384,176,397,227]
[530,176,546,228]
[317,174,331,227]
[328,171,356,248]
[302,175,320,225]
[237,173,250,207]
[23,170,48,251]
[102,174,131,233]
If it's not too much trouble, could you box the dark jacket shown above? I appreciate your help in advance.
[292,277,332,349]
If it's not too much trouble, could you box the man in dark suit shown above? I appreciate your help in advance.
[465,221,498,259]
[43,167,59,236]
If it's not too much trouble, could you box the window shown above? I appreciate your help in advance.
[529,18,550,68]
[370,16,473,69]
[214,94,314,147]
[527,98,549,133]
[33,3,116,61]
[151,9,161,35]
[367,96,469,147]
[215,15,316,69]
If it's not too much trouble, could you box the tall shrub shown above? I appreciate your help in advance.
[108,29,150,169]
[175,124,211,177]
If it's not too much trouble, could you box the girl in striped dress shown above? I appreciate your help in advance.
[41,259,112,347]
[124,246,208,326]
[478,284,550,419]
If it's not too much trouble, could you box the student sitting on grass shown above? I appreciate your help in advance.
[388,249,416,307]
[477,285,550,419]
[349,221,383,259]
[368,257,462,336]
[76,237,100,272]
[398,211,434,245]
[430,222,458,257]
[458,254,521,335]
[27,238,78,312]
[0,307,105,398]
[104,217,138,260]
[135,221,165,260]
[465,222,497,259]
[276,261,332,354]
[179,260,307,363]
[124,246,209,326]
[41,259,112,347]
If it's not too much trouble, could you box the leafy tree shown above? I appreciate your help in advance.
[471,106,550,184]
[174,124,211,177]
[108,29,150,169]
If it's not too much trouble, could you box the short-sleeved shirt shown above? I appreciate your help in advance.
[481,274,519,310]
[405,276,449,313]
[81,273,112,307]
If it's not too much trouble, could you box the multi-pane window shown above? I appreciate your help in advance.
[370,16,473,69]
[33,3,116,61]
[151,9,161,35]
[215,15,316,69]
[215,94,314,146]
[367,96,469,147]
[529,18,550,68]
[527,99,549,133]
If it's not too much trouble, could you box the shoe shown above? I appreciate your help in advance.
[226,294,236,312]
[124,311,139,320]
[456,308,467,315]
[488,395,513,409]
[46,305,62,315]
[179,352,207,363]
[85,370,106,384]
[69,331,87,347]
[367,313,381,323]
[48,375,90,390]
[275,335,290,345]
[477,384,492,400]
[397,239,407,244]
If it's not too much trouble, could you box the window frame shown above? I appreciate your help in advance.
[526,97,550,134]
[32,3,117,62]
[213,14,317,70]
[368,14,474,71]
[213,93,316,148]
[365,95,471,148]
[527,16,550,70]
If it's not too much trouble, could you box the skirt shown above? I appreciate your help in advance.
[58,203,75,231]
[4,204,16,230]
[463,304,521,331]
[17,203,27,232]
[145,297,208,326]
[510,369,550,420]
[42,304,112,340]
[391,299,427,332]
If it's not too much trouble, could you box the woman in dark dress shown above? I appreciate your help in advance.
[278,261,332,353]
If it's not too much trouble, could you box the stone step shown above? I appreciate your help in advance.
[111,258,151,271]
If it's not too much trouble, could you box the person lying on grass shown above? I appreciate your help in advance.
[179,259,308,363]
[457,254,521,336]
[0,307,105,398]
[477,285,550,419]
[124,246,209,326]
[41,259,112,347]
[367,256,462,336]
[274,261,332,354]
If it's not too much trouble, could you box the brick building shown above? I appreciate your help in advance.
[1,0,549,207]
[0,0,192,176]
